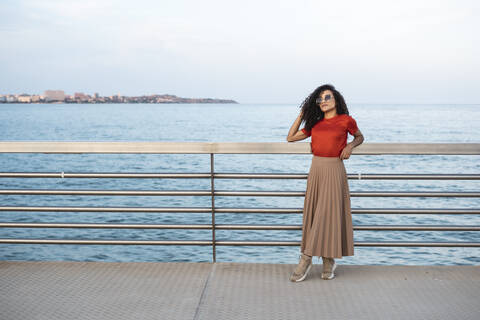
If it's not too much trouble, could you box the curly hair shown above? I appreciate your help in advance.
[300,84,350,131]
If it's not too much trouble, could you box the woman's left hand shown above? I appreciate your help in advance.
[340,144,353,160]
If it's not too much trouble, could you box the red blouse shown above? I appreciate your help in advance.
[301,114,359,157]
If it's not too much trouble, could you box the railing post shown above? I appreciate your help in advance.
[210,153,216,262]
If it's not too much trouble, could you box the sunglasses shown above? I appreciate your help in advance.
[316,94,332,104]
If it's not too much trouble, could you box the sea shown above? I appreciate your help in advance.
[0,103,479,265]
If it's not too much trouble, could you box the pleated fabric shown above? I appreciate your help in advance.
[300,156,354,258]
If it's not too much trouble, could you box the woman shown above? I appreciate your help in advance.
[287,84,364,282]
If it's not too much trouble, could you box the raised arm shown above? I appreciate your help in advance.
[287,111,308,142]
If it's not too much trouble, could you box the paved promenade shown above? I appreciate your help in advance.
[1,261,479,320]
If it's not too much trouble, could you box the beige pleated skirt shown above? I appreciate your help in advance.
[300,156,354,258]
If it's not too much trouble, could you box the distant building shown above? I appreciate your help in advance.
[0,95,6,103]
[156,97,174,102]
[110,94,123,103]
[31,95,41,103]
[6,95,17,103]
[17,94,32,103]
[44,90,65,102]
[74,92,84,99]
[74,92,89,102]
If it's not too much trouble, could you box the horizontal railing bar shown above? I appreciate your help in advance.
[0,206,212,213]
[214,241,480,247]
[0,223,479,231]
[0,142,310,154]
[0,172,212,179]
[1,239,479,247]
[351,208,480,214]
[0,190,479,197]
[217,208,480,214]
[0,239,212,245]
[0,223,212,229]
[219,173,308,179]
[1,142,480,154]
[215,191,480,197]
[0,190,211,196]
[354,241,480,247]
[1,172,480,180]
[0,206,479,215]
[218,173,480,180]
[216,208,301,213]
[1,190,479,197]
[347,174,480,180]
[212,225,480,231]
[354,225,480,231]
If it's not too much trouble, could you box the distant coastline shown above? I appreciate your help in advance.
[0,91,238,104]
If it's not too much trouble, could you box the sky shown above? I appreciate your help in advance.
[1,0,479,104]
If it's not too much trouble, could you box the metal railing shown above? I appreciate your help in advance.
[0,141,479,262]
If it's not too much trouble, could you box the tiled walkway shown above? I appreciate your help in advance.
[1,261,479,320]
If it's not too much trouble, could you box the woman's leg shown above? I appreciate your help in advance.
[289,252,312,282]
[321,256,337,280]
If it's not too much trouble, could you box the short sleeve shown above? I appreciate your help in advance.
[347,116,359,135]
[301,127,311,137]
